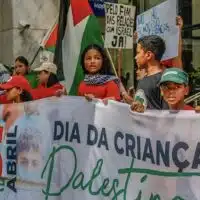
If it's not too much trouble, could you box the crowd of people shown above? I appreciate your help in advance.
[1,15,200,113]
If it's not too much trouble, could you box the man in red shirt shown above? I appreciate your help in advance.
[159,68,193,110]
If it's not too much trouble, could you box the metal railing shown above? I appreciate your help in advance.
[184,92,200,106]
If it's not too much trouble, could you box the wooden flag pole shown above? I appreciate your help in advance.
[101,35,118,76]
[117,48,122,78]
[102,36,127,96]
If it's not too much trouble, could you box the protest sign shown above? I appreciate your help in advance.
[0,97,199,199]
[104,3,136,49]
[136,0,179,60]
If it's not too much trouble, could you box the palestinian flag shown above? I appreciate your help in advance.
[40,20,58,53]
[54,0,103,95]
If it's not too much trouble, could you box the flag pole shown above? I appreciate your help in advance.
[30,47,42,66]
[40,14,59,48]
[101,35,118,77]
[30,15,59,66]
[101,36,127,95]
[117,48,122,78]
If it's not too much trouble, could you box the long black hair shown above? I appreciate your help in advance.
[15,56,29,75]
[20,90,33,102]
[81,44,114,75]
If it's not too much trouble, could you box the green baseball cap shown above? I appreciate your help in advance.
[159,68,189,85]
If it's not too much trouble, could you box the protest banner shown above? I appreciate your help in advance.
[0,97,199,199]
[104,3,136,49]
[136,0,179,60]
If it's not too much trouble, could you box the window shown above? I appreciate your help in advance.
[135,0,200,94]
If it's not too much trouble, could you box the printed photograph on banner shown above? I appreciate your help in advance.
[104,2,136,49]
[0,102,52,185]
[16,127,44,183]
[136,0,179,60]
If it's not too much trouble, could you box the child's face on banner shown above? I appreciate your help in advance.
[18,149,42,171]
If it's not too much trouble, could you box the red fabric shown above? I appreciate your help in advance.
[160,59,173,67]
[0,95,10,104]
[78,80,121,101]
[183,105,194,110]
[71,0,92,26]
[44,24,58,48]
[0,76,31,93]
[32,83,63,100]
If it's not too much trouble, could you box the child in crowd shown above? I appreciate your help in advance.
[159,68,193,110]
[136,67,147,80]
[0,76,33,103]
[14,56,38,88]
[32,62,66,99]
[131,35,167,112]
[78,44,121,103]
[131,16,183,112]
[160,16,184,69]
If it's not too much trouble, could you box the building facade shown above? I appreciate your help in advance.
[134,0,200,92]
[0,0,59,67]
[109,0,200,90]
[0,0,199,91]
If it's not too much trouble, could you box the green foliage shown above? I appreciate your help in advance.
[189,67,200,79]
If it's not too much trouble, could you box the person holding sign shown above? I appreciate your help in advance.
[159,68,193,110]
[78,44,121,103]
[160,16,184,69]
[131,35,167,112]
[134,16,183,70]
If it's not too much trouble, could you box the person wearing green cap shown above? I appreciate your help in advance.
[159,68,193,110]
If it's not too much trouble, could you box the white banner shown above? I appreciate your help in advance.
[0,97,199,200]
[104,3,136,49]
[136,0,179,60]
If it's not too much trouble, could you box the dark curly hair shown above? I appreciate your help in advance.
[81,44,114,75]
[138,35,166,61]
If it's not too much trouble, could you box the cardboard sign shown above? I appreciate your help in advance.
[104,3,136,49]
[136,0,179,60]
